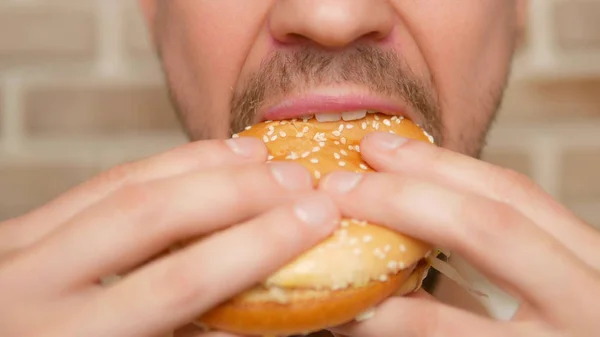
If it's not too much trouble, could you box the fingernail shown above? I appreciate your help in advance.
[322,172,363,194]
[294,194,337,228]
[225,137,263,157]
[366,132,408,151]
[269,162,311,191]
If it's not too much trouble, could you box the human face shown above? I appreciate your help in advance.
[139,0,526,157]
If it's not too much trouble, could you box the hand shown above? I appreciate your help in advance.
[0,137,339,337]
[319,132,600,337]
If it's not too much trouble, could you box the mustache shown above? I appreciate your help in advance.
[230,45,443,144]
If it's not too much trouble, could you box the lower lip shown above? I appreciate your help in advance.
[261,95,409,122]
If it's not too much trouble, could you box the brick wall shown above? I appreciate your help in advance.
[1,0,600,230]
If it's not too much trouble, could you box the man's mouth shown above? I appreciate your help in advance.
[256,92,420,126]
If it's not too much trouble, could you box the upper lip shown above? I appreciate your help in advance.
[257,91,421,125]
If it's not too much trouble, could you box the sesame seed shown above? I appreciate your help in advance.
[400,244,407,252]
[359,163,368,170]
[314,171,321,179]
[270,135,278,141]
[296,132,304,138]
[334,141,340,145]
[384,244,391,252]
[387,261,398,270]
[286,152,299,160]
[379,274,388,282]
[244,125,252,130]
[310,158,319,164]
[334,153,341,159]
[355,145,360,152]
[348,238,358,245]
[361,122,367,130]
[279,131,287,137]
[332,130,341,137]
[383,119,391,126]
[232,134,239,138]
[340,149,348,156]
[319,141,326,147]
[363,235,372,243]
[302,126,309,133]
[338,124,344,131]
[341,220,349,228]
[263,135,269,142]
[346,124,354,129]
[338,161,346,167]
[374,114,380,120]
[301,152,310,158]
[398,261,406,269]
[268,155,274,160]
[341,137,347,144]
[312,146,320,152]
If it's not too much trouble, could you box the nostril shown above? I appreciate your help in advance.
[283,33,310,44]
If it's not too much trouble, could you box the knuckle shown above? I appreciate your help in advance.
[229,163,283,198]
[94,162,138,188]
[492,167,541,200]
[153,261,209,311]
[109,183,166,224]
[458,197,520,243]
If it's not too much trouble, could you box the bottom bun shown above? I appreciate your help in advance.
[196,261,430,336]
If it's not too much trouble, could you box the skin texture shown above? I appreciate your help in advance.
[139,0,526,157]
[1,1,599,337]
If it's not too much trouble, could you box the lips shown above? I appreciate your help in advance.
[258,93,419,126]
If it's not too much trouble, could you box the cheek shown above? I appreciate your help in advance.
[159,1,271,138]
[396,1,517,152]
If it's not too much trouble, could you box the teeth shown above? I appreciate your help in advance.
[341,110,367,121]
[315,113,341,122]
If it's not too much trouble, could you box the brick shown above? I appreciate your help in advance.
[0,164,100,221]
[480,148,532,177]
[23,84,180,136]
[554,1,600,49]
[499,79,600,121]
[560,149,600,200]
[0,3,96,69]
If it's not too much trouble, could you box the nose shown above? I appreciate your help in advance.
[269,0,395,49]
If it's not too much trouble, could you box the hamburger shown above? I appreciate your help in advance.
[192,112,443,336]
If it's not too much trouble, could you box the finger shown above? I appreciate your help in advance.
[10,161,313,291]
[329,292,509,337]
[359,132,600,269]
[319,171,600,321]
[73,193,340,337]
[0,138,268,255]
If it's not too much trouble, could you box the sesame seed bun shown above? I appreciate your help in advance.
[196,113,436,336]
